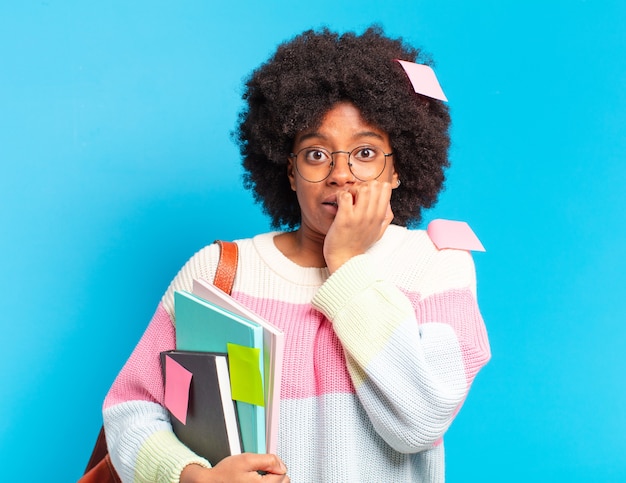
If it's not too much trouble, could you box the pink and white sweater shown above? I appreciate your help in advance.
[103,224,490,482]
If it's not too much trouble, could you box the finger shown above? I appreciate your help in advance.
[262,474,291,482]
[246,453,287,475]
[337,190,355,208]
[358,181,390,224]
[385,202,394,225]
[335,190,356,221]
[349,183,373,215]
[378,182,394,222]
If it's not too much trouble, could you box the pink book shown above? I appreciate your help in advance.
[192,278,284,454]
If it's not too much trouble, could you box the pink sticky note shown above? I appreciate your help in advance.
[396,60,448,102]
[164,355,193,425]
[427,219,485,252]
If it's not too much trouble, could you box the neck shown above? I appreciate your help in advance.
[275,228,327,268]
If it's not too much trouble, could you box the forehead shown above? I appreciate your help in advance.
[294,102,389,146]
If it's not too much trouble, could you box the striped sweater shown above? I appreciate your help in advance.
[103,224,490,482]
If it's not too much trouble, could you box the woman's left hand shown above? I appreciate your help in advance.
[323,180,394,273]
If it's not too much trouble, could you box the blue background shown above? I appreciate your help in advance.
[1,1,625,481]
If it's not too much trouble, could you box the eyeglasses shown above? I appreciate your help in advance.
[289,145,393,183]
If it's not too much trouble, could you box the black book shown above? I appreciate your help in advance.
[160,350,242,465]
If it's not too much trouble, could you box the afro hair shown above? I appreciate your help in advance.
[235,25,451,229]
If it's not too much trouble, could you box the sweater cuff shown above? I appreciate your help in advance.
[312,254,378,321]
[134,430,212,483]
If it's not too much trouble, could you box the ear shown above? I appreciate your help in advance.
[287,156,297,191]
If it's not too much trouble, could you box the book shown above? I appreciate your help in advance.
[160,350,241,466]
[192,277,284,454]
[174,290,266,454]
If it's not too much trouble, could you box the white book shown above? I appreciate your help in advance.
[192,278,285,454]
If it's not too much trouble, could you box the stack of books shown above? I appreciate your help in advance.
[160,279,284,466]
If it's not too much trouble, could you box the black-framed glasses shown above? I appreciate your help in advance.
[289,145,393,183]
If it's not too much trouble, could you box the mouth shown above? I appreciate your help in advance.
[322,194,339,208]
[321,196,339,214]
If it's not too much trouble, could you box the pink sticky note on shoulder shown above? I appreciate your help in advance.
[396,60,448,102]
[427,219,485,252]
[164,356,193,425]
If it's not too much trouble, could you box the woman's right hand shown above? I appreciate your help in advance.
[180,453,290,482]
[323,180,394,274]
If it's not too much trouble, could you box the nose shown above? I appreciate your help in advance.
[327,151,355,185]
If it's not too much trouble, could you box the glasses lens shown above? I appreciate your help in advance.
[295,147,333,182]
[349,146,387,181]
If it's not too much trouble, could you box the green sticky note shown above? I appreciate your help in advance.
[227,343,264,407]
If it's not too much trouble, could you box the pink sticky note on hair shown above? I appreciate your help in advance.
[427,219,485,252]
[164,355,193,425]
[396,60,448,102]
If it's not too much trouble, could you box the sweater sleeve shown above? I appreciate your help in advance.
[102,244,222,482]
[311,249,490,453]
[102,303,211,482]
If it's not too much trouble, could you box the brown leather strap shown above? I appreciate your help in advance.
[84,426,108,473]
[79,454,121,483]
[213,240,238,295]
[80,428,121,482]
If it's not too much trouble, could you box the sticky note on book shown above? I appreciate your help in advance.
[227,343,264,407]
[427,219,485,252]
[164,355,193,425]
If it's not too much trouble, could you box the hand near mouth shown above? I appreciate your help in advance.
[323,180,394,273]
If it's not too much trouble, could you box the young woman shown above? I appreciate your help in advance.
[102,26,491,482]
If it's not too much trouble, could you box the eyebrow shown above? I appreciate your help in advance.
[296,130,386,145]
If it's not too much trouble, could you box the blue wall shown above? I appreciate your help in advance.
[1,1,625,481]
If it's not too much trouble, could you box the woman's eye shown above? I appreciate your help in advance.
[355,147,377,160]
[305,150,329,163]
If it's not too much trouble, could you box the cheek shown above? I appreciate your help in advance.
[385,165,399,184]
[293,186,320,215]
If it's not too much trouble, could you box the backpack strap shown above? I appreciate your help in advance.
[213,240,239,295]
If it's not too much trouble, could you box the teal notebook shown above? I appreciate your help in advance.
[174,290,266,454]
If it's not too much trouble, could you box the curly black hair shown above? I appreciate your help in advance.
[235,25,451,229]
